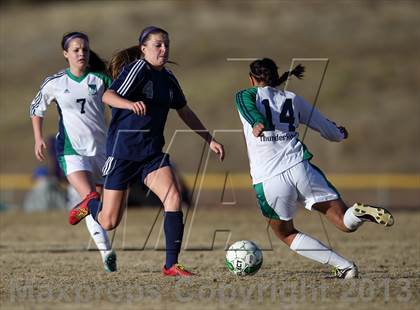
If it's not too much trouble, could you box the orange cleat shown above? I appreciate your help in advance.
[68,191,100,225]
[162,264,195,277]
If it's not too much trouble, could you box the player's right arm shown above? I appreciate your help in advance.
[235,88,268,137]
[102,89,146,116]
[103,59,147,116]
[29,76,56,161]
[31,116,46,161]
[295,95,347,142]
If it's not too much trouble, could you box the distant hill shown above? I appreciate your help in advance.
[0,1,419,174]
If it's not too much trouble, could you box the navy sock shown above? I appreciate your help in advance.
[87,198,102,222]
[164,211,184,269]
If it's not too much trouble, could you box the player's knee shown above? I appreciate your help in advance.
[101,221,117,231]
[270,221,297,243]
[100,215,120,231]
[162,189,181,211]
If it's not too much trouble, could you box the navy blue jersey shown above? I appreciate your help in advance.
[107,59,187,161]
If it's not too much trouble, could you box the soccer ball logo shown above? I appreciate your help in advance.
[225,240,263,276]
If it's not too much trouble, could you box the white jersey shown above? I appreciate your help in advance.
[30,69,112,157]
[235,86,345,184]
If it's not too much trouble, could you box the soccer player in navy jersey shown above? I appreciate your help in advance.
[69,26,225,276]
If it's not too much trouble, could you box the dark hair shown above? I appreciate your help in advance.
[249,58,305,87]
[138,26,169,45]
[108,45,141,80]
[61,31,108,74]
[61,31,89,50]
[89,50,108,74]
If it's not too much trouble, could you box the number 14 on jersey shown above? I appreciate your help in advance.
[261,98,296,132]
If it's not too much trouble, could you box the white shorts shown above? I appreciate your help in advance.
[253,160,340,221]
[58,153,106,185]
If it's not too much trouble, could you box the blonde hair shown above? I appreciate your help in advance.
[108,45,141,80]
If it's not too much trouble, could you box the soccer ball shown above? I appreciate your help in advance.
[225,240,263,276]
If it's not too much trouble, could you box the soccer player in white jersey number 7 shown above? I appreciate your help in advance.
[235,58,394,279]
[29,32,117,272]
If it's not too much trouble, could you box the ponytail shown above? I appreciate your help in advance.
[88,49,108,74]
[250,58,305,87]
[108,45,141,80]
[278,63,305,85]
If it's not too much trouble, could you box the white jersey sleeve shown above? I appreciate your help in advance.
[294,95,345,142]
[29,71,65,117]
[235,86,345,184]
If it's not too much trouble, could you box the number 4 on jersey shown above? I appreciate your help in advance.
[262,98,295,132]
[279,99,295,131]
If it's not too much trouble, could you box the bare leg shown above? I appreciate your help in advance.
[99,189,128,231]
[67,170,95,197]
[144,166,181,212]
[267,218,299,246]
[312,198,353,232]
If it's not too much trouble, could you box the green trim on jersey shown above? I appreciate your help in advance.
[91,71,113,89]
[57,156,68,175]
[63,127,79,155]
[253,183,280,220]
[65,68,89,83]
[301,142,314,161]
[309,163,341,197]
[235,87,268,128]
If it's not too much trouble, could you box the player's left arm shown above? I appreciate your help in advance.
[295,95,348,142]
[235,90,267,126]
[235,88,269,136]
[176,104,225,161]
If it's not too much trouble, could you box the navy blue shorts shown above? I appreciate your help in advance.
[102,152,171,190]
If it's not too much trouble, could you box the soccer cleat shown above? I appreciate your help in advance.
[103,250,117,272]
[331,263,359,279]
[352,203,394,227]
[68,191,99,225]
[162,263,195,276]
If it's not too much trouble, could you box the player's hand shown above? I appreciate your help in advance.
[338,126,348,139]
[130,101,146,116]
[34,139,47,161]
[209,139,225,161]
[252,123,265,137]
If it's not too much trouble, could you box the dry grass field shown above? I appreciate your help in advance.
[0,207,418,310]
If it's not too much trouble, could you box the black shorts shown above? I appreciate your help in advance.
[102,152,171,190]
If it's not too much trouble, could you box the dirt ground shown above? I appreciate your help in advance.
[0,206,418,310]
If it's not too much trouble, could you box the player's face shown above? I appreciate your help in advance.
[141,33,169,70]
[63,38,90,72]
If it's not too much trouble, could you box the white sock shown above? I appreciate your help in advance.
[290,232,353,269]
[343,206,363,231]
[85,215,112,260]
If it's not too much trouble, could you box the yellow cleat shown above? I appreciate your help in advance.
[352,203,394,227]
